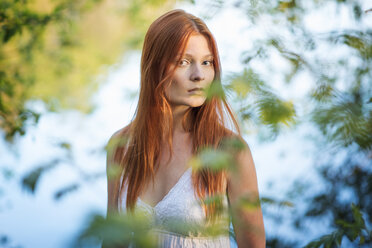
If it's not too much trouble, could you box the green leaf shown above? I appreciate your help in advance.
[205,80,225,100]
[76,213,157,248]
[54,183,80,200]
[258,97,296,126]
[304,230,344,248]
[351,203,365,228]
[190,148,233,171]
[260,196,294,208]
[21,159,60,193]
[58,142,72,151]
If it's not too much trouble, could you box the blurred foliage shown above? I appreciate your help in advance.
[226,68,297,137]
[0,234,21,248]
[21,158,60,193]
[218,0,372,247]
[54,183,80,200]
[77,212,157,248]
[0,0,371,247]
[76,136,277,247]
[304,204,370,248]
[284,152,372,247]
[189,147,234,171]
[78,199,232,248]
[0,0,176,142]
[224,0,371,144]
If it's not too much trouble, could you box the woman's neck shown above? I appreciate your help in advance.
[171,105,190,135]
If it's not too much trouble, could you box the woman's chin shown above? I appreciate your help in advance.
[169,98,206,108]
[189,101,206,108]
[186,96,206,107]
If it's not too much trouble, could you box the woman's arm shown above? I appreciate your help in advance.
[106,128,127,216]
[227,138,265,248]
[106,131,118,217]
[103,129,129,248]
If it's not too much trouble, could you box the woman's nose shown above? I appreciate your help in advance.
[190,65,205,82]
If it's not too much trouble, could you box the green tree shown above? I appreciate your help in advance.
[0,0,176,141]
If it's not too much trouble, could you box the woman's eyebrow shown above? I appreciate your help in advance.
[180,53,214,59]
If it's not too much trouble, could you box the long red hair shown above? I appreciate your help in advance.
[111,9,240,221]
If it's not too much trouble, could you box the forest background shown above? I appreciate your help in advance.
[0,0,371,247]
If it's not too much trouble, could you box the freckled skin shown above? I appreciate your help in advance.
[166,34,215,108]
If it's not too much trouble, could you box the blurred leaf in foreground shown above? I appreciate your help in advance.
[76,212,158,248]
[21,158,60,193]
[54,183,80,200]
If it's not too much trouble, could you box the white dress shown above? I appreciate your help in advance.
[118,167,233,247]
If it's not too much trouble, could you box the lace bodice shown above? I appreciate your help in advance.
[118,167,232,247]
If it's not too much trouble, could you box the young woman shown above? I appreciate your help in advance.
[106,9,265,247]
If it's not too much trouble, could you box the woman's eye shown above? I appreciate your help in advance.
[179,59,189,66]
[203,60,213,66]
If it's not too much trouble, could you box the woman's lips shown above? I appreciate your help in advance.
[188,87,203,92]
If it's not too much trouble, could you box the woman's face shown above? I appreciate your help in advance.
[165,34,215,108]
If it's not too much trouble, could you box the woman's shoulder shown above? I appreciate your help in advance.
[219,128,249,151]
[107,124,131,147]
[106,124,131,166]
[109,124,131,141]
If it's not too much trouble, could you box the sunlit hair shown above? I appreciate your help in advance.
[111,9,240,221]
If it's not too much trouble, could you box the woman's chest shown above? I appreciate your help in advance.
[140,136,194,208]
[121,168,206,225]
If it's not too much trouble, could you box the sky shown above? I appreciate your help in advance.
[0,0,371,247]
